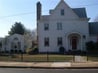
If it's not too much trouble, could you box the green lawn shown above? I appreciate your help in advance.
[87,56,98,61]
[0,54,98,62]
[0,54,73,62]
[18,54,74,62]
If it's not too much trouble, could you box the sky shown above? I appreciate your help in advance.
[0,0,98,37]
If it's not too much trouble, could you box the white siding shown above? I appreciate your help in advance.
[38,0,90,53]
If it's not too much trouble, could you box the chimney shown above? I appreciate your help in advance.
[36,1,42,21]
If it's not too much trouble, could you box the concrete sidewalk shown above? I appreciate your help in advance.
[0,62,98,69]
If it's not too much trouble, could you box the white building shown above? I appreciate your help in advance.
[0,34,25,53]
[37,0,98,53]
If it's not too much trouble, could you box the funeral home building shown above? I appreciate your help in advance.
[37,0,98,53]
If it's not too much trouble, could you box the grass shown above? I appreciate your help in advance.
[0,54,73,62]
[19,54,73,62]
[87,56,98,61]
[0,54,98,62]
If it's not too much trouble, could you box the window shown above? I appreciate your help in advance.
[57,37,63,46]
[14,37,18,40]
[44,37,49,47]
[0,42,2,48]
[57,23,62,30]
[61,9,64,16]
[44,23,49,30]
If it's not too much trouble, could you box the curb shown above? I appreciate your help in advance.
[0,66,66,69]
[0,66,98,69]
[0,62,98,69]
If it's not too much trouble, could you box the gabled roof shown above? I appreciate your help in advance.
[89,22,98,35]
[53,0,71,12]
[72,8,87,18]
[9,34,23,40]
[52,0,87,18]
[42,0,88,19]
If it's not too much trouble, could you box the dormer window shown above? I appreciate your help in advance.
[61,9,64,16]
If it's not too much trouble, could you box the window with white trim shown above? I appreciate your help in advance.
[61,9,64,16]
[57,22,62,30]
[44,37,49,47]
[44,23,49,30]
[57,37,63,46]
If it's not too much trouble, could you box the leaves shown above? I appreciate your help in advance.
[8,22,26,35]
[86,41,98,52]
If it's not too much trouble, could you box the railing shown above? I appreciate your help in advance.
[0,53,98,62]
[0,54,73,62]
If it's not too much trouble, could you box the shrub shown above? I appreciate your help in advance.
[59,46,65,54]
[86,41,98,54]
[86,41,95,52]
[32,47,38,53]
[19,50,22,54]
[28,47,38,54]
[94,42,98,53]
[5,51,9,54]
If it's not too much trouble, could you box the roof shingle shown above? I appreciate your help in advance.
[72,8,87,18]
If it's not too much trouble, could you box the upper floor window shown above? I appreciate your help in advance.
[61,9,64,16]
[57,22,62,30]
[57,37,63,46]
[44,23,49,30]
[44,37,49,47]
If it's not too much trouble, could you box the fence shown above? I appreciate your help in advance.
[0,54,74,62]
[0,53,98,62]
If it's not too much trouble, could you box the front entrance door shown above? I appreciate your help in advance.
[68,33,81,51]
[70,36,78,50]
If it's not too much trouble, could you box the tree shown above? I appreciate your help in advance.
[8,22,26,35]
[24,29,37,51]
[24,29,33,49]
[86,41,95,52]
[94,42,98,52]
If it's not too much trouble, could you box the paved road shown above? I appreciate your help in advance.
[0,68,98,73]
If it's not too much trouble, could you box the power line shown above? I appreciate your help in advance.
[0,12,34,19]
[0,3,98,19]
[77,3,98,7]
[0,10,49,19]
